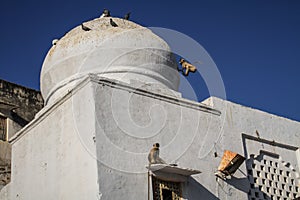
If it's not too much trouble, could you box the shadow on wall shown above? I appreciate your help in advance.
[223,175,250,193]
[0,108,29,127]
[185,177,219,200]
[10,111,28,127]
[221,160,271,200]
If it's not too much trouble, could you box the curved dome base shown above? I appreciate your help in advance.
[40,17,180,105]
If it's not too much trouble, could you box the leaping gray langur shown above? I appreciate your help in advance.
[178,58,197,76]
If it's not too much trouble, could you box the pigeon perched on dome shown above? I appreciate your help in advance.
[124,12,131,20]
[81,23,91,31]
[100,9,110,18]
[110,18,118,27]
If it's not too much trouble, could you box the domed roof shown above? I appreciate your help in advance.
[40,17,179,105]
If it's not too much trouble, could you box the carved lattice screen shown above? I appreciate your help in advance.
[152,176,182,200]
[243,134,300,200]
[247,152,300,200]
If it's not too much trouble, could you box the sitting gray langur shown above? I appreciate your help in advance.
[148,143,167,164]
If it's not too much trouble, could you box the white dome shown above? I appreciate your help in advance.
[40,17,180,105]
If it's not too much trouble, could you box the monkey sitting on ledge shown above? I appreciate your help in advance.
[148,143,167,164]
[178,58,197,76]
[147,143,178,166]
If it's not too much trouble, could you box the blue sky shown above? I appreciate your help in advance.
[1,1,299,121]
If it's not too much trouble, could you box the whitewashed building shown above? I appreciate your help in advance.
[0,17,299,200]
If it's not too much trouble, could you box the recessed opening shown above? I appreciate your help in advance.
[263,160,267,164]
[0,116,7,141]
[290,178,294,184]
[257,171,261,176]
[268,167,271,172]
[279,170,283,175]
[285,163,290,168]
[162,189,172,200]
[286,191,290,197]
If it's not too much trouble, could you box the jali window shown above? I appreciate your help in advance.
[152,176,182,200]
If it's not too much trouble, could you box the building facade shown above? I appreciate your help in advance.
[0,17,299,200]
[0,79,43,193]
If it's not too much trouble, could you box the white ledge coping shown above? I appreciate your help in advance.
[90,75,221,116]
[146,164,201,176]
[9,74,221,143]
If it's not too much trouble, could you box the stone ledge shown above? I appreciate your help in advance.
[147,164,201,176]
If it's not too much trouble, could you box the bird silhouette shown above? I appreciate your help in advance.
[100,9,110,18]
[110,18,118,27]
[124,12,131,20]
[81,23,91,31]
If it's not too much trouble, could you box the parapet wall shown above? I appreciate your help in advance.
[0,79,44,123]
